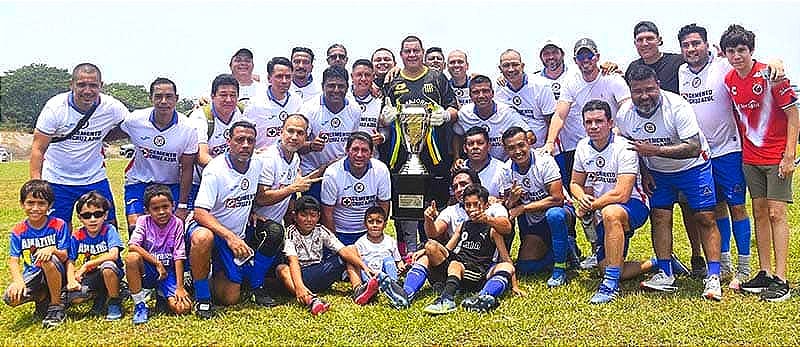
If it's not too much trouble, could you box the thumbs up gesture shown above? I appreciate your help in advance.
[424,200,438,221]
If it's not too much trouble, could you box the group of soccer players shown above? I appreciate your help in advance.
[5,20,798,327]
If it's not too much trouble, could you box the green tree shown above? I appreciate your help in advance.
[0,64,70,128]
[176,97,196,115]
[103,82,150,111]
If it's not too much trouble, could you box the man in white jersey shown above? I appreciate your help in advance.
[187,74,246,208]
[570,100,652,304]
[30,63,129,227]
[454,75,531,161]
[253,114,321,225]
[677,23,752,289]
[454,127,506,197]
[447,50,472,106]
[121,78,198,234]
[229,48,267,105]
[299,66,362,201]
[244,57,303,150]
[535,39,572,100]
[290,47,322,103]
[187,121,276,318]
[320,132,391,245]
[348,59,386,153]
[494,49,557,148]
[617,65,723,301]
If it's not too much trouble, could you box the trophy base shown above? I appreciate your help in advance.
[391,173,430,221]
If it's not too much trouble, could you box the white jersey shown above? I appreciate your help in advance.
[678,55,741,158]
[450,79,472,106]
[121,108,198,186]
[355,234,401,274]
[187,106,246,184]
[463,157,505,197]
[253,144,300,223]
[494,73,557,148]
[454,103,530,161]
[299,97,361,175]
[320,158,391,234]
[533,67,576,100]
[243,89,302,149]
[35,92,128,185]
[436,203,508,239]
[290,78,322,103]
[237,81,268,105]
[348,92,383,159]
[615,91,710,173]
[496,151,562,224]
[194,154,263,239]
[558,73,630,151]
[573,135,648,205]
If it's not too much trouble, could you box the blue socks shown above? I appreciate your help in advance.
[403,263,428,298]
[732,218,751,256]
[194,278,211,301]
[716,216,732,253]
[601,266,621,291]
[707,261,721,277]
[657,259,673,276]
[479,270,511,298]
[546,207,569,265]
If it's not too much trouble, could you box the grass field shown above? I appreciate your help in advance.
[0,159,799,345]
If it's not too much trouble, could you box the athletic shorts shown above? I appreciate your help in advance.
[595,198,649,262]
[300,256,346,293]
[711,152,747,206]
[554,150,576,191]
[452,256,495,292]
[124,182,180,215]
[517,206,574,245]
[3,256,65,305]
[51,179,117,226]
[650,161,716,211]
[80,261,124,292]
[335,231,366,247]
[142,262,178,298]
[743,164,794,202]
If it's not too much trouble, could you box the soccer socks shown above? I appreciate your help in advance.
[732,218,751,256]
[131,291,147,305]
[716,216,732,253]
[194,278,211,302]
[403,263,428,298]
[657,259,673,277]
[601,266,621,291]
[441,275,460,301]
[707,261,721,277]
[479,270,511,298]
[545,207,569,265]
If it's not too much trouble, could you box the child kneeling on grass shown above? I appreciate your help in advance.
[65,191,125,321]
[125,184,192,324]
[355,206,409,308]
[4,180,70,328]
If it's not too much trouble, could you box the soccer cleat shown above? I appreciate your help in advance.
[106,301,123,321]
[702,275,723,301]
[423,297,456,315]
[690,256,707,279]
[547,269,568,288]
[670,253,690,276]
[590,283,619,304]
[41,304,66,328]
[462,294,499,312]
[761,278,791,302]
[353,276,380,306]
[132,302,149,324]
[307,296,330,316]
[741,270,772,294]
[579,253,598,270]
[640,271,678,292]
[253,287,277,307]
[379,276,409,309]
[194,300,214,319]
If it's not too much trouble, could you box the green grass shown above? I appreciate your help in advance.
[1,159,799,345]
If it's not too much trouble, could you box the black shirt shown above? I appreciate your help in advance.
[453,220,495,267]
[625,52,685,94]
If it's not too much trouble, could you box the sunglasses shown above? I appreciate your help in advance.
[79,211,106,219]
[575,52,595,62]
[328,53,346,60]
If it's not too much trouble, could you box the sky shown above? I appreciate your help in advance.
[1,0,799,99]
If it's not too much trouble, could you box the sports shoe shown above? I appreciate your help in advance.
[691,256,707,279]
[353,276,379,306]
[253,287,277,307]
[671,253,690,276]
[590,283,619,304]
[106,299,123,321]
[547,269,568,288]
[307,296,330,316]
[66,285,93,304]
[89,292,107,316]
[378,275,409,309]
[579,253,599,270]
[640,271,677,292]
[119,280,131,301]
[194,300,214,319]
[462,294,499,312]
[761,278,791,302]
[154,295,169,314]
[41,304,66,328]
[702,275,723,301]
[34,298,50,320]
[423,297,456,315]
[132,302,149,324]
[741,270,772,294]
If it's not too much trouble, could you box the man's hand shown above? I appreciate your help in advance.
[576,194,594,214]
[451,158,465,175]
[424,201,439,221]
[429,106,448,127]
[175,208,189,222]
[642,171,655,196]
[174,287,191,311]
[371,82,383,98]
[600,61,621,75]
[778,154,796,179]
[370,130,384,146]
[33,246,55,265]
[385,66,401,81]
[468,208,488,224]
[289,173,324,194]
[380,98,398,126]
[509,205,526,220]
[7,281,25,303]
[630,140,661,157]
[543,142,556,155]
[507,182,523,207]
[496,75,507,88]
[66,279,81,292]
[309,135,327,152]
[226,236,253,259]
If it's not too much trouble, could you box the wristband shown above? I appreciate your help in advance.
[177,203,188,209]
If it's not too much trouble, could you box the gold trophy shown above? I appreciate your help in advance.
[392,102,432,220]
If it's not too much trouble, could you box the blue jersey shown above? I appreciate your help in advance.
[8,216,69,276]
[68,224,124,269]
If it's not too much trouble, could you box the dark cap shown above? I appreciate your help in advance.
[294,195,321,213]
[634,21,659,37]
[573,38,598,55]
[231,48,254,62]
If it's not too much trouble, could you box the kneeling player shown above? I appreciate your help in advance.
[423,185,515,314]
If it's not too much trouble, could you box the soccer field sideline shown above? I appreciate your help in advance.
[1,159,799,345]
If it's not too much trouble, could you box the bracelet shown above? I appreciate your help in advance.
[177,203,188,209]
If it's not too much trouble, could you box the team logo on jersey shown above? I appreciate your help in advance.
[596,156,606,168]
[730,86,737,96]
[331,117,342,128]
[80,119,90,129]
[142,148,150,158]
[522,177,531,188]
[552,82,561,94]
[423,83,434,94]
[354,182,365,193]
[266,127,280,138]
[455,89,464,97]
[752,83,763,95]
[240,178,250,191]
[223,128,232,140]
[319,133,329,141]
[691,77,701,88]
[701,185,713,196]
[393,82,409,96]
[481,124,490,133]
[643,122,656,133]
[342,197,352,207]
[359,103,367,112]
[153,135,166,147]
[279,111,288,121]
[512,96,522,106]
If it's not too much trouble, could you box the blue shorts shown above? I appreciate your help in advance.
[142,262,178,298]
[124,183,180,215]
[302,181,322,203]
[300,256,345,293]
[554,150,575,191]
[595,198,649,262]
[336,231,365,246]
[516,206,574,245]
[187,184,200,210]
[51,180,117,226]
[650,161,716,211]
[710,152,747,206]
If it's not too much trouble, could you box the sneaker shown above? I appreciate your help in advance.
[640,271,677,292]
[106,299,123,321]
[579,253,598,270]
[66,285,93,304]
[590,283,619,304]
[34,298,50,320]
[41,304,66,328]
[761,278,791,302]
[154,295,169,314]
[462,294,498,312]
[741,270,772,294]
[89,292,107,316]
[353,277,379,306]
[379,276,409,309]
[307,296,330,316]
[118,280,131,301]
[423,297,456,315]
[253,287,276,307]
[702,275,723,301]
[194,300,214,319]
[671,253,690,276]
[547,269,568,288]
[691,256,707,279]
[132,302,149,324]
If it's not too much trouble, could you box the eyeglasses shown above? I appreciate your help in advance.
[575,52,595,62]
[328,54,346,60]
[79,211,106,219]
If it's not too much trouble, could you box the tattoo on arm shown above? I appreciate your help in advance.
[657,134,701,159]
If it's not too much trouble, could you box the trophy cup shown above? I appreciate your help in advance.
[391,103,431,220]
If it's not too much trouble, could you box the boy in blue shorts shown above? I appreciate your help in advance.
[355,206,409,308]
[4,180,69,328]
[65,191,125,320]
[125,185,191,324]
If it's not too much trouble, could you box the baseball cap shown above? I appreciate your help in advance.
[231,48,254,63]
[573,38,598,55]
[539,38,564,53]
[633,21,660,37]
[294,195,321,213]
